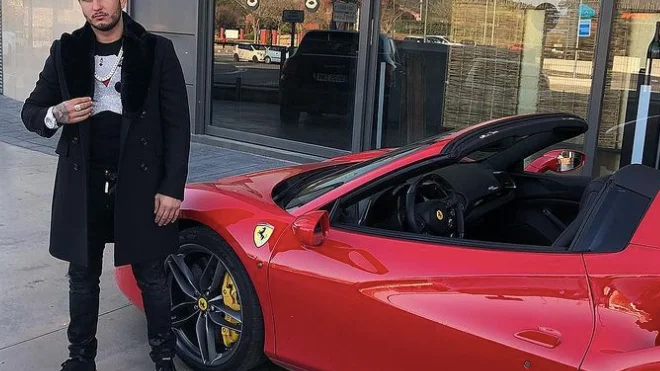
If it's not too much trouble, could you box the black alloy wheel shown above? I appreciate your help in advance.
[166,226,266,371]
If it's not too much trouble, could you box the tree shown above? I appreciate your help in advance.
[214,0,248,33]
[215,3,244,30]
[380,0,422,35]
[428,0,452,25]
[240,0,299,42]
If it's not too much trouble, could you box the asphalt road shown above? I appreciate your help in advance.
[210,52,639,96]
[214,54,280,89]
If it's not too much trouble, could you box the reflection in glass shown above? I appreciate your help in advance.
[211,0,363,151]
[3,0,84,100]
[374,0,600,156]
[598,3,660,176]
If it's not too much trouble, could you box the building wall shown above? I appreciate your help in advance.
[2,0,86,101]
[1,0,198,127]
[130,0,199,128]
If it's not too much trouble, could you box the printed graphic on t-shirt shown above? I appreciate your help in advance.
[93,52,122,116]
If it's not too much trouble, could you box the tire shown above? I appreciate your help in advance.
[252,55,258,63]
[169,226,267,371]
[264,56,271,64]
[234,54,240,62]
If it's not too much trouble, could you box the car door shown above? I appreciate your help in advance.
[267,113,594,370]
[566,164,660,371]
[237,44,250,60]
[268,223,593,371]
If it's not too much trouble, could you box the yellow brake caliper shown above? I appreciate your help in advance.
[220,273,241,347]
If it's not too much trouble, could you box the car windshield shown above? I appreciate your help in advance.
[283,130,458,210]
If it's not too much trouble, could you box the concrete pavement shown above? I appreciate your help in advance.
[0,94,291,370]
[0,141,161,370]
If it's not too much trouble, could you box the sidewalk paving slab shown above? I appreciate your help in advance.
[0,94,291,370]
[0,95,295,183]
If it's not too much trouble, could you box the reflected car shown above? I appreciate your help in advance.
[404,34,462,46]
[278,30,398,124]
[116,113,660,371]
[264,45,288,64]
[233,43,266,63]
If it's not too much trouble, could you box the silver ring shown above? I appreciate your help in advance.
[74,104,81,112]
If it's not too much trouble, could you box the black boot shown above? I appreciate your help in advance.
[155,357,177,371]
[60,356,96,371]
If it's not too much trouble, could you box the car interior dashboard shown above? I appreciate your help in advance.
[337,162,519,236]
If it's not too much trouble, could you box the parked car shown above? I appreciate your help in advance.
[278,30,398,123]
[403,35,462,46]
[116,113,660,371]
[264,45,288,64]
[233,43,266,62]
[426,34,462,46]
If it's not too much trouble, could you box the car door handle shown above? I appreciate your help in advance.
[514,327,562,349]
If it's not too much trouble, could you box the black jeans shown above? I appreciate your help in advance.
[66,167,175,363]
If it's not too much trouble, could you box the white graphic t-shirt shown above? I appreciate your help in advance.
[90,39,123,169]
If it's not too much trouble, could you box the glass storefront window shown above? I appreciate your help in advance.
[373,0,601,159]
[598,2,660,176]
[211,0,364,152]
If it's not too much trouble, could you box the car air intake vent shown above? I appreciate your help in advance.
[493,171,516,189]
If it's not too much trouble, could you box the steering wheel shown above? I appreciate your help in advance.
[405,173,465,238]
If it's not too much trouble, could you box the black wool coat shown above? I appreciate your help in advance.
[21,13,191,267]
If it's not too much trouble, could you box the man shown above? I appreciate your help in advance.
[21,1,190,370]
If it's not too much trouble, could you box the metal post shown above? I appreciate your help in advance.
[574,0,583,78]
[483,0,489,44]
[376,62,386,148]
[352,0,380,152]
[491,0,497,46]
[632,84,652,164]
[581,0,615,177]
[196,0,214,136]
[424,0,429,39]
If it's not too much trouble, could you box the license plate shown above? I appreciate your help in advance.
[313,73,347,83]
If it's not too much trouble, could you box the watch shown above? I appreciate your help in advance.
[44,106,59,129]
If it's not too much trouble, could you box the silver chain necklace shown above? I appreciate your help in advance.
[94,46,123,83]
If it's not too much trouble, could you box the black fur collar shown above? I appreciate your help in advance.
[60,12,156,116]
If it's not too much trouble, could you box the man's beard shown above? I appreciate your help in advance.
[88,9,122,32]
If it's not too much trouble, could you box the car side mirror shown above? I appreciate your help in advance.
[525,150,586,174]
[293,210,330,247]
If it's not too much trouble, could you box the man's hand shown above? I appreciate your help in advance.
[53,97,93,124]
[154,193,182,226]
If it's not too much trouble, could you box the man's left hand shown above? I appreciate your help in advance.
[154,193,182,226]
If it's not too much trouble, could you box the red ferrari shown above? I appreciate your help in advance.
[116,113,660,371]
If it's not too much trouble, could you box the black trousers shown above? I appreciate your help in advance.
[66,167,175,363]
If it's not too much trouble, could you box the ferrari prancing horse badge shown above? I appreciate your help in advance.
[254,223,275,248]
